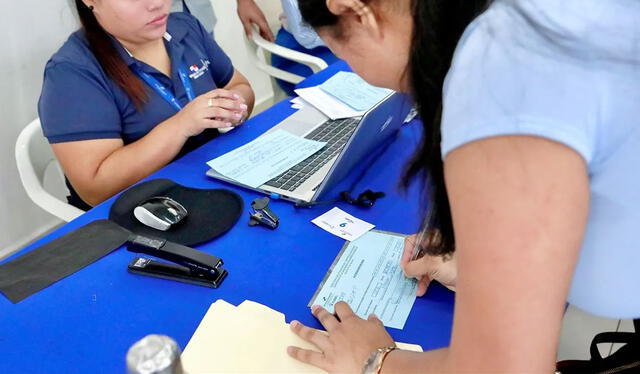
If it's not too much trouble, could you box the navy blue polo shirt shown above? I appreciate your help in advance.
[38,12,233,147]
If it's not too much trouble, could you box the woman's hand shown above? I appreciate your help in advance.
[236,0,274,41]
[173,89,248,138]
[400,232,457,295]
[287,302,395,374]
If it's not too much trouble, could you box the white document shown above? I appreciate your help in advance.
[290,96,305,110]
[181,299,423,374]
[206,129,326,188]
[311,207,375,241]
[309,231,418,329]
[294,86,366,120]
[290,96,305,106]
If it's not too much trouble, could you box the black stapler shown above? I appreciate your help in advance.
[126,234,227,288]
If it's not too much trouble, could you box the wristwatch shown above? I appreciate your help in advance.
[361,346,397,374]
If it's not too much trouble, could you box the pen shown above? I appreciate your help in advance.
[410,205,435,261]
[410,228,427,261]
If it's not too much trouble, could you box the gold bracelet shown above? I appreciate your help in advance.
[375,347,398,374]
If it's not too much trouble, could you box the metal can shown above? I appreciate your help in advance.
[126,334,184,374]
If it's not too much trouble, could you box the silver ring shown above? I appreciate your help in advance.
[207,98,214,107]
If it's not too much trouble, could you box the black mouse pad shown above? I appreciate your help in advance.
[0,219,131,303]
[109,179,243,246]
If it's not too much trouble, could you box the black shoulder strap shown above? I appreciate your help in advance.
[181,0,191,14]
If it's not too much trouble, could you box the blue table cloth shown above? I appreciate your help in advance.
[0,61,454,374]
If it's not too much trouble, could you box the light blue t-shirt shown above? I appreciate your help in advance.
[171,0,217,34]
[280,0,325,49]
[441,0,640,318]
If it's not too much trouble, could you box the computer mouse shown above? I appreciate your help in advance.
[133,196,188,231]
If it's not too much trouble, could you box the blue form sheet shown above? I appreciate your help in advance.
[309,230,418,329]
[319,71,393,111]
[206,129,326,188]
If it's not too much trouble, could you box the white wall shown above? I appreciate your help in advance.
[210,0,282,112]
[0,0,281,258]
[0,0,77,258]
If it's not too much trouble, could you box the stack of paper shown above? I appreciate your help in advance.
[181,300,423,374]
[320,72,393,111]
[294,86,365,120]
[290,97,306,110]
[294,72,393,120]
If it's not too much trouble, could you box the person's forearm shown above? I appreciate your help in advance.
[81,116,188,205]
[380,348,451,374]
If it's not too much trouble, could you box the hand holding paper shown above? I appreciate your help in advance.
[309,230,417,329]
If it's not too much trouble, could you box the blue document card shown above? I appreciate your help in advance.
[309,230,418,329]
[320,71,393,111]
[207,129,326,188]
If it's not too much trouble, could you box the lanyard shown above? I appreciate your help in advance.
[134,64,196,112]
[181,0,191,14]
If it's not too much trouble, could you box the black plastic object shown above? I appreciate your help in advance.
[109,179,243,246]
[249,197,279,229]
[0,220,131,303]
[126,234,227,288]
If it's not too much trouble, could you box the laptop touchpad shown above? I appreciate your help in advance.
[266,106,328,137]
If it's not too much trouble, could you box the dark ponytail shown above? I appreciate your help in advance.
[404,0,488,255]
[75,0,148,108]
[299,0,489,255]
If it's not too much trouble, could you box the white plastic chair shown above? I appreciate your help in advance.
[251,28,328,85]
[15,119,84,222]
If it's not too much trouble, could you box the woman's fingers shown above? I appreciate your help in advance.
[203,118,233,129]
[416,275,431,297]
[312,305,339,331]
[367,313,383,326]
[289,320,330,350]
[207,97,246,112]
[204,107,241,123]
[334,301,356,322]
[400,234,418,267]
[403,256,434,278]
[203,89,236,100]
[286,346,327,371]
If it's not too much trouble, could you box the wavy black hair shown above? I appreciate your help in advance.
[299,0,490,255]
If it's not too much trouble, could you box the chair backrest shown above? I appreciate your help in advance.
[15,119,84,222]
[251,29,328,85]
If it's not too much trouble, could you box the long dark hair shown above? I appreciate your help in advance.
[75,0,148,107]
[299,0,489,255]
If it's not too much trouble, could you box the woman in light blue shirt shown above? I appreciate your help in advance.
[285,0,640,372]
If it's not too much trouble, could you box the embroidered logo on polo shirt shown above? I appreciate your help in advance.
[188,59,211,80]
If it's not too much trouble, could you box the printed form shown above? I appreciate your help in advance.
[320,71,393,111]
[309,230,418,329]
[207,129,326,188]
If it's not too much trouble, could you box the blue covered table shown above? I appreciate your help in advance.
[0,61,454,374]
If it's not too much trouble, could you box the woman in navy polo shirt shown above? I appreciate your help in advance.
[38,0,254,210]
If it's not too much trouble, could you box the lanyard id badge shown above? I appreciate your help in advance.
[134,64,196,111]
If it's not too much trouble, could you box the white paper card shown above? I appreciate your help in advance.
[294,86,365,120]
[311,207,375,241]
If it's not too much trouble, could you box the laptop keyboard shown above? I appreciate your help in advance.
[263,117,360,191]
